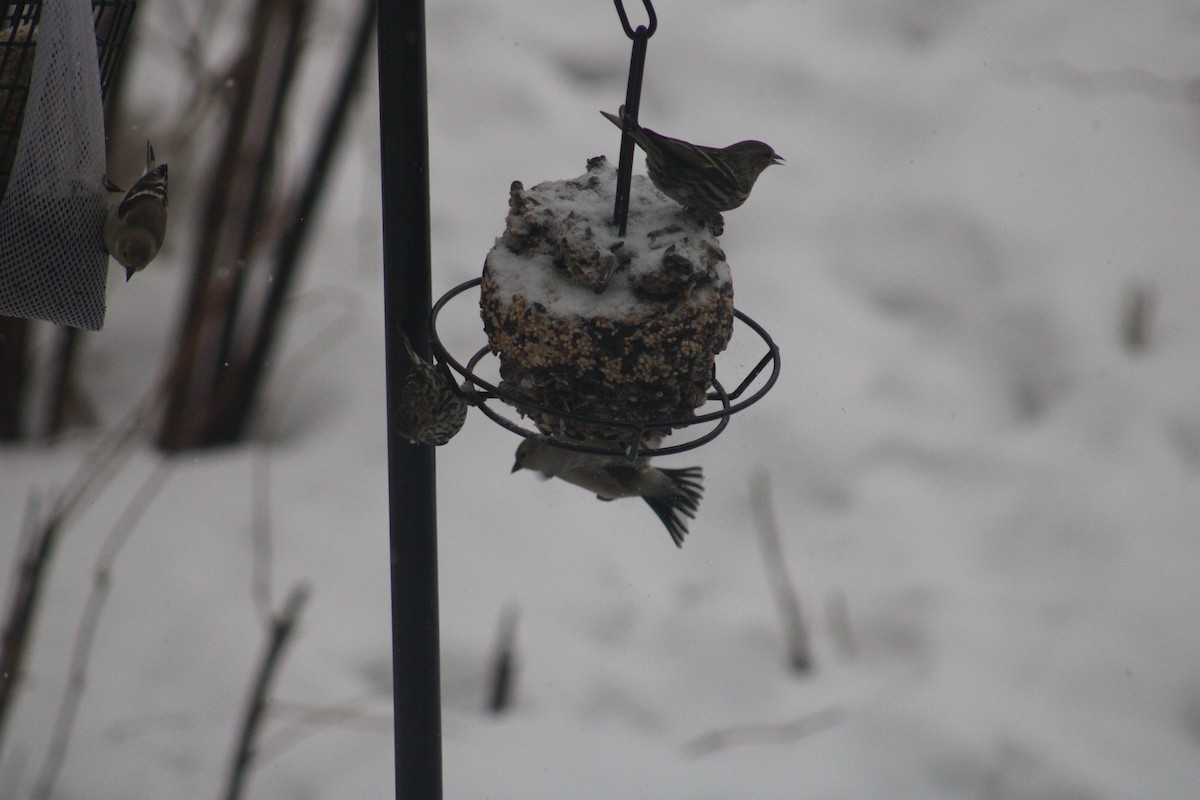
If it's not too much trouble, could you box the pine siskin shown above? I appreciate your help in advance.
[394,330,469,446]
[601,108,782,212]
[103,141,168,280]
[511,438,703,547]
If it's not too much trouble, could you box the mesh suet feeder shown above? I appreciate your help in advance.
[0,0,138,329]
[0,1,134,185]
[429,0,780,460]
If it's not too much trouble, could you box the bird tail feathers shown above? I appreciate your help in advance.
[643,466,704,548]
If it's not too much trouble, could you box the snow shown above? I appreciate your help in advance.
[4,0,1200,797]
[486,159,729,316]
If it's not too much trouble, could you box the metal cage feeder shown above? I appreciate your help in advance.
[0,1,136,189]
[430,276,781,460]
[0,0,138,329]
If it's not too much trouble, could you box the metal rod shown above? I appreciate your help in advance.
[377,0,442,797]
[611,0,656,235]
[612,31,647,236]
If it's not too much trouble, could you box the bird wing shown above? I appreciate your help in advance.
[656,131,748,199]
[119,164,168,217]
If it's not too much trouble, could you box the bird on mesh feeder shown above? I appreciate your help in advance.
[511,438,703,547]
[102,141,168,280]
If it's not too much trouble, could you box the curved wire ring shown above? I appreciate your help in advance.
[430,277,781,459]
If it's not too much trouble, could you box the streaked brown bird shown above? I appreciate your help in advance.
[394,331,469,446]
[511,438,703,547]
[601,108,782,212]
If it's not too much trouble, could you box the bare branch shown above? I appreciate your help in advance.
[30,464,174,800]
[250,448,274,624]
[825,589,857,659]
[684,706,846,758]
[485,605,519,714]
[1121,282,1156,353]
[0,492,50,754]
[254,695,392,766]
[749,471,812,673]
[221,582,311,800]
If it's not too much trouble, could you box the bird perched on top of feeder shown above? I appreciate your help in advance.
[102,141,168,280]
[511,438,704,547]
[601,107,782,213]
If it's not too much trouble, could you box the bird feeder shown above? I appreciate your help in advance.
[479,156,735,446]
[0,0,137,330]
[430,0,779,459]
[380,1,779,795]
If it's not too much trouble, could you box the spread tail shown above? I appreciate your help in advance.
[643,466,703,548]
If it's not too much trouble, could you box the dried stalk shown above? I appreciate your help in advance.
[221,582,311,800]
[206,0,377,444]
[29,464,173,800]
[0,493,49,754]
[684,706,845,758]
[157,0,311,450]
[485,605,519,714]
[750,470,812,673]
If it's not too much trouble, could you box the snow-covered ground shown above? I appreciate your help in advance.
[4,1,1200,797]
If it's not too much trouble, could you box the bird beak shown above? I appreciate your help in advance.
[511,460,521,473]
[125,267,135,282]
[772,154,785,165]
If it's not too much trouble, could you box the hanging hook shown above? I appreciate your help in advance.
[611,0,657,236]
[614,0,657,39]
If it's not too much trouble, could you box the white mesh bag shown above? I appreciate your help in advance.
[0,0,109,330]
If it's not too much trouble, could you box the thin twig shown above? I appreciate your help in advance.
[30,464,174,800]
[1121,282,1156,353]
[749,471,812,673]
[684,706,846,758]
[250,448,274,624]
[0,309,196,764]
[0,280,225,772]
[254,694,392,767]
[485,605,519,714]
[247,288,359,623]
[0,492,48,754]
[825,589,857,659]
[221,582,311,800]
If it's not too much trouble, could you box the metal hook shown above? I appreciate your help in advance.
[610,0,657,236]
[614,0,657,39]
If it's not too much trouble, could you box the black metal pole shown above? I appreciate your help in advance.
[377,1,442,798]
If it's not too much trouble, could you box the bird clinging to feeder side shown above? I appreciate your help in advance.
[393,329,469,446]
[102,141,168,280]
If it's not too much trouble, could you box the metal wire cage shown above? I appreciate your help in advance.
[0,0,136,192]
[431,277,782,459]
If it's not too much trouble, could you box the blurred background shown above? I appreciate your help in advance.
[2,0,1199,797]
